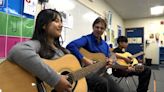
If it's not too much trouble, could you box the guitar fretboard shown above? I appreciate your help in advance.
[131,52,144,58]
[70,61,129,81]
[71,61,106,80]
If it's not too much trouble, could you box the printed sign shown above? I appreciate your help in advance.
[23,0,37,16]
[0,0,3,6]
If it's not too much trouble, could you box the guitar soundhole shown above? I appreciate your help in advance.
[60,71,78,92]
[61,71,73,84]
[61,71,69,75]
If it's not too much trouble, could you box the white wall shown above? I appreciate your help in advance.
[78,0,125,39]
[44,0,99,47]
[125,16,164,64]
[44,0,124,47]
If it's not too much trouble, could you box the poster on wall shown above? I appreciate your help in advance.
[0,0,4,6]
[161,41,164,46]
[149,33,154,39]
[0,36,6,58]
[117,25,122,37]
[163,33,164,40]
[23,0,38,16]
[111,29,115,44]
[6,37,21,55]
[106,29,110,43]
[60,11,73,29]
[105,11,112,46]
[160,33,164,47]
[107,11,112,29]
[155,33,160,43]
[128,37,142,44]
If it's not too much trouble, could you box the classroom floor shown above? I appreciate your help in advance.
[111,65,164,92]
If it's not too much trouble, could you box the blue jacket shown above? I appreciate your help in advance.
[66,33,110,60]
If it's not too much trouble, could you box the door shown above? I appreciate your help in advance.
[126,27,144,60]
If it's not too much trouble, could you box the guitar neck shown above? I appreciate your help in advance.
[70,61,129,81]
[112,62,128,70]
[70,61,106,81]
[131,52,144,58]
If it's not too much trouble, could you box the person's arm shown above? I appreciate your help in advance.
[81,56,95,66]
[115,53,126,59]
[7,40,60,87]
[66,36,93,65]
[112,49,132,63]
[115,53,132,63]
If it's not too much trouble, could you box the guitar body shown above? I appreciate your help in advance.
[79,48,106,62]
[116,52,138,66]
[0,61,38,92]
[0,54,87,92]
[43,54,87,92]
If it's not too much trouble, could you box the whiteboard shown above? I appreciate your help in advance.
[45,0,100,47]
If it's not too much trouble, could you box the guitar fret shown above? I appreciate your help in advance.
[72,61,106,80]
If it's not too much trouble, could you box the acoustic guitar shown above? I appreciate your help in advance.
[116,52,144,66]
[79,48,144,72]
[0,54,88,92]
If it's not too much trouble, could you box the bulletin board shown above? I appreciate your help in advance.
[0,0,35,58]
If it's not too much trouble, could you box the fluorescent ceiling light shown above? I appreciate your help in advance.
[150,6,164,15]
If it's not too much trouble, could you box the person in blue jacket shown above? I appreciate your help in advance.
[66,17,124,92]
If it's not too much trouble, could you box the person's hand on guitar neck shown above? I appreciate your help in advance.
[105,58,114,69]
[55,75,72,92]
[81,57,97,66]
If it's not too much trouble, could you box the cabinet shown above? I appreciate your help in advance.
[160,47,164,64]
